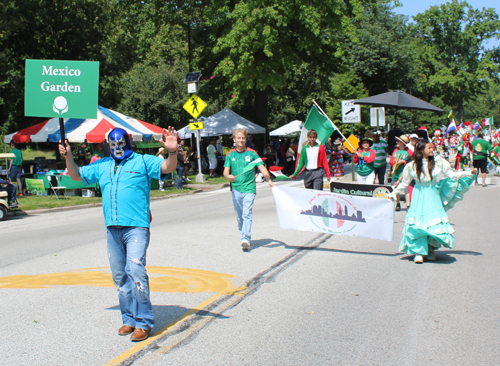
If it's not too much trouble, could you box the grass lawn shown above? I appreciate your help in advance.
[185,172,227,184]
[21,149,56,161]
[11,186,193,211]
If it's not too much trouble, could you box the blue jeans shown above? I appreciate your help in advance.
[106,226,153,330]
[8,165,22,180]
[176,166,185,189]
[231,190,255,242]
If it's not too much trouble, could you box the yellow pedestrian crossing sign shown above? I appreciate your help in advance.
[183,94,206,119]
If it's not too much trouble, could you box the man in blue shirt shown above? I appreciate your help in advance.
[59,127,178,342]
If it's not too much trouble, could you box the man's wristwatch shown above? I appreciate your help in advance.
[168,150,178,155]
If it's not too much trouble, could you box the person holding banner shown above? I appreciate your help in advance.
[58,127,179,342]
[224,128,274,251]
[353,137,376,184]
[388,140,477,264]
[289,129,331,190]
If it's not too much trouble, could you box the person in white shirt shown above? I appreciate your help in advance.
[407,133,419,152]
[207,140,218,177]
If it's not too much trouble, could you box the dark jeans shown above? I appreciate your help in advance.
[0,183,16,203]
[374,166,387,185]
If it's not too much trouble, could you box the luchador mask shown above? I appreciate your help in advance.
[108,128,132,161]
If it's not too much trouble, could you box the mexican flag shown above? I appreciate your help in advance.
[297,105,335,152]
[269,166,291,181]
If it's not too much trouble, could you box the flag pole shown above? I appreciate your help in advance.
[312,100,356,151]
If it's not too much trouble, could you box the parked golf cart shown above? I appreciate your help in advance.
[0,153,16,221]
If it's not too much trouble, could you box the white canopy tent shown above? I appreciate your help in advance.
[269,120,303,136]
[178,108,266,139]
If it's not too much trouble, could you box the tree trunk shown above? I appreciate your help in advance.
[254,87,269,146]
[457,98,464,124]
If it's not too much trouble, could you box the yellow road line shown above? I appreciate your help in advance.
[104,233,331,365]
[104,292,224,366]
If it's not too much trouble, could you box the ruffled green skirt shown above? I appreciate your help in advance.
[399,176,475,255]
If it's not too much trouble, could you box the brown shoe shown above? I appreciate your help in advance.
[131,328,151,342]
[118,325,135,336]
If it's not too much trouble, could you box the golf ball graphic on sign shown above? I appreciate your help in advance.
[53,96,69,115]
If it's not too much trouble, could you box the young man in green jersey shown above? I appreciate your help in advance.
[224,128,274,251]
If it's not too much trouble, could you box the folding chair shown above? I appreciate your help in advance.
[47,175,67,200]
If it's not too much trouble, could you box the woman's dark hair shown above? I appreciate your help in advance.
[413,140,434,181]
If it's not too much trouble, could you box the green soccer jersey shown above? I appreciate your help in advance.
[224,148,263,193]
[392,149,409,181]
[11,148,23,166]
[491,146,500,165]
[471,139,492,160]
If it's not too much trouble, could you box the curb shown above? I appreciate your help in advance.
[6,183,230,218]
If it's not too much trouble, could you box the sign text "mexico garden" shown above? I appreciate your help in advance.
[25,59,99,119]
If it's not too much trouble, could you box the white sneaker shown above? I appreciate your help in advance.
[414,255,424,263]
[185,177,191,182]
[241,240,251,251]
[160,188,165,192]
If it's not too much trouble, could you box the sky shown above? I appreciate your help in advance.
[394,0,500,48]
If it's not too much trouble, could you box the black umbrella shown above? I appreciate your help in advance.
[354,90,443,128]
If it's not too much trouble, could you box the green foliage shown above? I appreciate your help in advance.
[464,79,500,123]
[117,62,187,129]
[411,0,500,122]
[0,0,499,143]
[210,0,370,102]
[346,3,417,96]
[0,0,111,132]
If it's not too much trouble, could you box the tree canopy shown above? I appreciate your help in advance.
[1,0,499,143]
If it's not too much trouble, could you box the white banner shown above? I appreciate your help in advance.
[272,186,394,241]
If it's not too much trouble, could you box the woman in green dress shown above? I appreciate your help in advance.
[388,140,477,264]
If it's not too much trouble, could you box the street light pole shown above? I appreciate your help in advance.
[195,129,206,183]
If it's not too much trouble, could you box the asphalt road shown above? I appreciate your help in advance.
[0,174,499,366]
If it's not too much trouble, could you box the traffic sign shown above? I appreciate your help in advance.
[189,121,204,130]
[183,94,206,119]
[370,107,385,127]
[341,100,361,123]
[25,59,99,119]
[343,134,360,153]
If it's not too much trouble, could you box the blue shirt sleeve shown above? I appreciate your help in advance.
[142,154,166,181]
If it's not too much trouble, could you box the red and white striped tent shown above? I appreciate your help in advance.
[4,106,164,144]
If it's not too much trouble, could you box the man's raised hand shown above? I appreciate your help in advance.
[162,126,178,152]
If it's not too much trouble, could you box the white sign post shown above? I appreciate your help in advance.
[370,107,385,128]
[342,99,361,181]
[341,100,361,124]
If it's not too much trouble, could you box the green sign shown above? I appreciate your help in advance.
[25,178,46,195]
[25,59,99,119]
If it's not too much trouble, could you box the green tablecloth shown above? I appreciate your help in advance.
[34,174,161,190]
[34,174,99,190]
